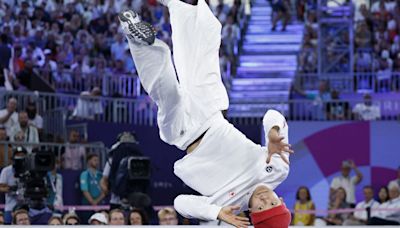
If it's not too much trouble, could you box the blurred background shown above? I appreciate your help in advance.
[0,0,399,226]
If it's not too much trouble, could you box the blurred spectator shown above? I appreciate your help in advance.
[378,186,390,204]
[388,166,400,190]
[128,208,149,225]
[10,111,40,153]
[270,0,290,31]
[99,210,110,222]
[88,212,108,225]
[109,209,125,225]
[158,207,178,225]
[355,50,373,72]
[62,130,86,170]
[63,212,80,225]
[293,186,315,226]
[0,147,26,224]
[111,33,127,61]
[330,160,363,207]
[80,154,105,223]
[0,34,11,71]
[46,158,63,210]
[0,212,4,225]
[376,50,393,91]
[352,93,381,120]
[325,90,350,120]
[47,216,62,225]
[72,87,103,120]
[0,127,12,167]
[344,186,380,225]
[26,102,43,131]
[0,97,18,137]
[369,184,400,225]
[14,60,39,90]
[355,22,372,49]
[80,154,105,205]
[325,187,351,225]
[12,209,30,225]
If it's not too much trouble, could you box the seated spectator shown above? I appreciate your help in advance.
[325,187,351,225]
[388,166,400,190]
[0,33,11,71]
[0,97,18,137]
[376,50,393,91]
[46,157,63,210]
[158,207,179,225]
[14,60,40,90]
[62,130,86,170]
[293,186,315,226]
[355,22,372,48]
[72,87,103,120]
[0,127,12,167]
[128,208,149,225]
[378,186,390,204]
[352,93,381,120]
[25,102,43,131]
[63,212,80,225]
[109,209,125,225]
[394,53,400,71]
[330,160,363,207]
[369,185,400,225]
[344,186,380,225]
[325,90,350,120]
[10,111,39,153]
[12,209,30,225]
[47,216,62,225]
[88,212,108,225]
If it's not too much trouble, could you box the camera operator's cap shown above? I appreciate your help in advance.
[13,146,27,157]
[250,204,291,228]
[88,213,108,225]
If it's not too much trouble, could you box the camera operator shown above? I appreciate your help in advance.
[0,147,27,224]
[100,132,150,210]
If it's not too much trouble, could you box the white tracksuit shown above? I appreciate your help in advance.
[127,0,290,223]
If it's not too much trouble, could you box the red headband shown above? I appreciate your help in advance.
[250,204,291,228]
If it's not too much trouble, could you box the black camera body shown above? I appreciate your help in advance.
[13,150,55,203]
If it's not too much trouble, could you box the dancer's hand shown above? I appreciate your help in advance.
[267,127,293,165]
[218,205,250,228]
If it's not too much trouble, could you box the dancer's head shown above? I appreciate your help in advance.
[248,185,291,228]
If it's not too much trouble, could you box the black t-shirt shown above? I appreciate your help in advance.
[0,44,11,70]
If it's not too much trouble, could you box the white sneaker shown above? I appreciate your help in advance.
[118,9,156,45]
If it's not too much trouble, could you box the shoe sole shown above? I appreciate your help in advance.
[119,10,156,45]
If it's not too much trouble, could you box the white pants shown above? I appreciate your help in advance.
[128,0,229,150]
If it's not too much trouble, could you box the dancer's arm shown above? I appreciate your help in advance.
[263,110,293,164]
[174,195,221,221]
[174,195,250,226]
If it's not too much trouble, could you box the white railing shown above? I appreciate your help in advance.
[38,69,142,97]
[295,72,400,93]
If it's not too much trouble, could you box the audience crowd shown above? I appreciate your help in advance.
[0,0,243,96]
[297,0,400,92]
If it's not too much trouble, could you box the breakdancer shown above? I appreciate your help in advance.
[119,0,293,227]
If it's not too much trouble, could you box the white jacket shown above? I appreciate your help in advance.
[173,110,290,222]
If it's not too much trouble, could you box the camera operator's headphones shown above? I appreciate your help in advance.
[12,146,28,160]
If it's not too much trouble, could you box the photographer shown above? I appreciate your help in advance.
[0,147,27,224]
